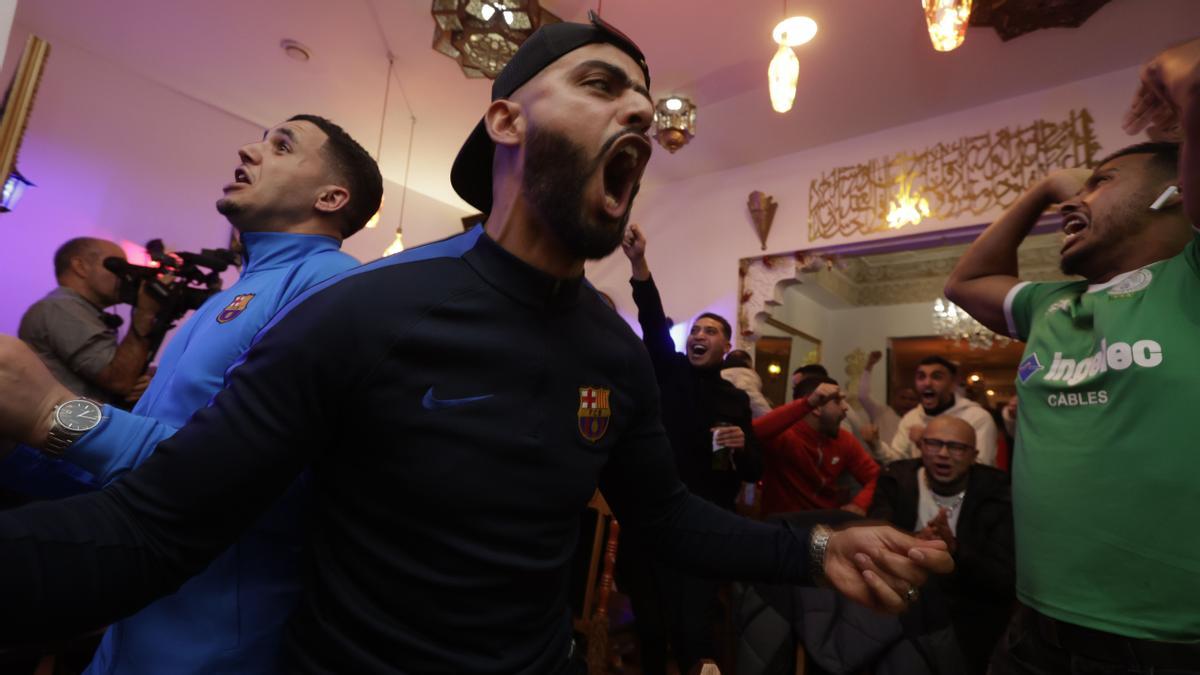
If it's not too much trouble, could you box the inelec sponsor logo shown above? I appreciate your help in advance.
[1042,338,1163,386]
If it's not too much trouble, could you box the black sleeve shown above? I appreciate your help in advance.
[0,282,369,642]
[954,480,1016,600]
[867,467,900,525]
[599,347,809,584]
[732,391,763,483]
[629,275,679,367]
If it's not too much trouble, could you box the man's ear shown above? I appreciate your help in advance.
[314,184,351,217]
[484,99,524,149]
[70,255,90,278]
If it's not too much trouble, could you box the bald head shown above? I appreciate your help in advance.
[921,416,977,489]
[925,416,976,447]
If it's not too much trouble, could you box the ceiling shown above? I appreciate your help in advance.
[15,0,1200,210]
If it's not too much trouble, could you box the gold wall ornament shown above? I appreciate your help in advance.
[747,191,778,250]
[808,108,1100,242]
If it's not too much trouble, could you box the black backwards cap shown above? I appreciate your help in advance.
[450,11,650,214]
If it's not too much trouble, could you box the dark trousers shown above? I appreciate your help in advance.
[990,604,1200,675]
[618,537,723,675]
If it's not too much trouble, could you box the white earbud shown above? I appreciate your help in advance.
[1149,185,1180,211]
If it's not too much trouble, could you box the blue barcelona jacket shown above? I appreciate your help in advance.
[64,231,358,675]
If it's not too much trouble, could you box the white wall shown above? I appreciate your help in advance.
[586,65,1142,339]
[0,22,468,335]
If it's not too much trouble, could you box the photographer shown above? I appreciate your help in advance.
[18,237,157,406]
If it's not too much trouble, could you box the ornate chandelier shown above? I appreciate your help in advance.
[922,0,974,52]
[652,97,696,153]
[431,0,560,79]
[932,297,1010,350]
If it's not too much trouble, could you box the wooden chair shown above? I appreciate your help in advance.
[572,491,620,675]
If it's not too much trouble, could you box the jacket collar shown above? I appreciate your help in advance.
[462,227,585,310]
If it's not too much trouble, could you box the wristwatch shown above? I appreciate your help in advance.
[44,398,103,456]
[809,524,833,587]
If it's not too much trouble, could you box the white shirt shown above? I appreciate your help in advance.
[916,467,965,535]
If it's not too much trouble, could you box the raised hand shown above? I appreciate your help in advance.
[1123,37,1200,139]
[621,223,650,280]
[1039,168,1092,206]
[806,382,842,408]
[866,350,882,370]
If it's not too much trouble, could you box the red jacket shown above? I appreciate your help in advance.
[752,398,880,515]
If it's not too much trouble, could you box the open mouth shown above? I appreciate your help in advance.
[1061,213,1090,254]
[920,389,938,404]
[690,343,709,358]
[599,135,651,218]
[234,167,252,185]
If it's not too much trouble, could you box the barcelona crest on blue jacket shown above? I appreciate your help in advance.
[216,293,256,324]
[577,386,611,442]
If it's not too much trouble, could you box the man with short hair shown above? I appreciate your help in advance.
[753,377,879,516]
[1,114,377,674]
[943,37,1200,673]
[621,222,762,674]
[869,417,1014,674]
[0,16,951,673]
[885,355,998,466]
[19,237,156,405]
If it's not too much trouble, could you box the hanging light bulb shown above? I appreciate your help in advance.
[768,44,800,113]
[766,12,814,115]
[922,0,974,52]
[383,230,405,256]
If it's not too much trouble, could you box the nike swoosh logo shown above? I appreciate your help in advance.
[422,387,494,411]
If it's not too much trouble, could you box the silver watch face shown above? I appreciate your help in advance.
[56,399,102,432]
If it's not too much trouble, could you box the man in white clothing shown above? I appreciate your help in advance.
[884,356,997,465]
[857,350,919,462]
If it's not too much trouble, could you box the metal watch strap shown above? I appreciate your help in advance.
[809,524,833,587]
[43,425,80,456]
[43,399,101,456]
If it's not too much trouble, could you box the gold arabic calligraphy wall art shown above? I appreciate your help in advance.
[807,108,1101,241]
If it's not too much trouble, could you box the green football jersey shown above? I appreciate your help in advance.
[1005,231,1200,641]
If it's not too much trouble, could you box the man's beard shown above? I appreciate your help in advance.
[1059,198,1144,278]
[522,125,631,261]
[216,196,249,229]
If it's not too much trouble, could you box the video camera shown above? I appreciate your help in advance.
[103,239,241,364]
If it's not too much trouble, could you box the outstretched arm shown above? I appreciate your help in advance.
[602,357,953,615]
[0,281,365,642]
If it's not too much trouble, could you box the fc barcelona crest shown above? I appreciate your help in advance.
[216,293,255,323]
[578,386,612,442]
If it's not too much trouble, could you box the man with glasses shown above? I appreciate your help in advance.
[869,416,1015,674]
[753,377,879,517]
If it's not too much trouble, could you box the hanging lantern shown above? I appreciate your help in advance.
[922,0,974,52]
[652,97,697,153]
